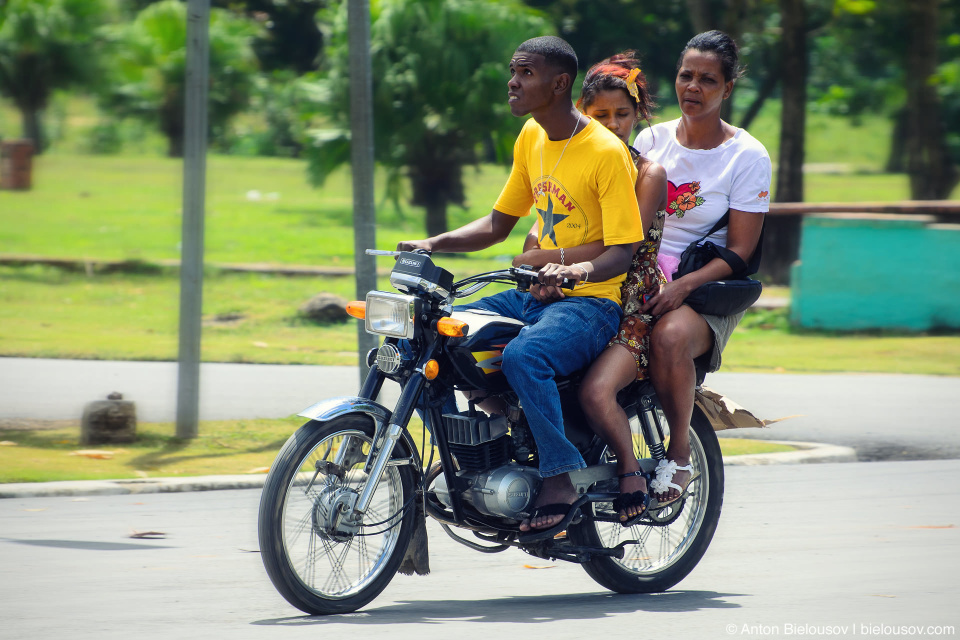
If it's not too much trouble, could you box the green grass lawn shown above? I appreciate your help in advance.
[0,417,793,483]
[3,96,959,270]
[2,263,958,373]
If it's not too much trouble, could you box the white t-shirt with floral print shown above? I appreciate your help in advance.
[633,118,771,261]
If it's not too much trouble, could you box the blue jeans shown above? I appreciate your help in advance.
[457,290,621,477]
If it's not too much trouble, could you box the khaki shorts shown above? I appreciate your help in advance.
[696,309,746,373]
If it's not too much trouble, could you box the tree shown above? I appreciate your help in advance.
[524,0,693,95]
[125,0,328,73]
[0,0,108,152]
[808,0,959,199]
[775,0,807,204]
[305,0,552,236]
[101,0,259,157]
[903,0,957,199]
[231,0,326,73]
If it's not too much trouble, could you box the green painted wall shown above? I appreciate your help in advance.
[790,214,960,331]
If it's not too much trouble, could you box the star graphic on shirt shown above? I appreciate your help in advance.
[537,195,568,245]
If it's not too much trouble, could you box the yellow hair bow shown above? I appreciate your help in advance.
[626,68,641,103]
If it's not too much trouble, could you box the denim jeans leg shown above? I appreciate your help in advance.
[500,296,622,477]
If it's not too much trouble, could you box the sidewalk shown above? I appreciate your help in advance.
[0,439,856,499]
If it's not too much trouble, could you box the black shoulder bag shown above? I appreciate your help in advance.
[674,211,763,317]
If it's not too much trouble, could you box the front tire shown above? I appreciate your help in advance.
[258,414,416,615]
[570,406,724,593]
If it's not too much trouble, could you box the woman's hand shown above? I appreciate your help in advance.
[528,283,564,302]
[640,279,694,316]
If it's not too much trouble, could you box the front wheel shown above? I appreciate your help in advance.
[258,414,416,615]
[570,406,724,593]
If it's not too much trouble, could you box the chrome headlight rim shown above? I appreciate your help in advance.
[364,291,418,339]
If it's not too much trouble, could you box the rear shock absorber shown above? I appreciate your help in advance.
[638,394,667,461]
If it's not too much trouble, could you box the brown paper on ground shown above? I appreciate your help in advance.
[695,386,798,431]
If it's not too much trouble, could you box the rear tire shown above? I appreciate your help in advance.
[258,414,416,614]
[570,406,723,593]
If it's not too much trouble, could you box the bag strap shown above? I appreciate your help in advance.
[697,210,730,244]
[696,210,764,278]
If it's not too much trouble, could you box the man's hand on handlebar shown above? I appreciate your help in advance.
[529,262,584,302]
[396,239,433,253]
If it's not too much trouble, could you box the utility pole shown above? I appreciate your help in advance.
[348,0,378,382]
[176,0,210,439]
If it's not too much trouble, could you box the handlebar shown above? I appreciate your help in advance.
[510,266,576,292]
[364,249,576,299]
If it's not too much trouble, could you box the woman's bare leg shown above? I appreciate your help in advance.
[580,345,647,520]
[649,306,713,502]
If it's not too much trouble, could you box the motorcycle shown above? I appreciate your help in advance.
[258,249,762,615]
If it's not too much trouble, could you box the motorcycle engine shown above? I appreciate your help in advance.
[432,462,541,521]
[430,410,542,520]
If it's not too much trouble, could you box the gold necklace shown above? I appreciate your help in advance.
[534,117,581,200]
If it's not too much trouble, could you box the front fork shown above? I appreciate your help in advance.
[346,339,437,517]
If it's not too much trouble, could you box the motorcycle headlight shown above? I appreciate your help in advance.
[364,292,419,338]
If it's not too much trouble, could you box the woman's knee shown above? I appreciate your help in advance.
[650,322,687,360]
[651,310,709,361]
[579,375,613,416]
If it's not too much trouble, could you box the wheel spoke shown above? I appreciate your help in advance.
[274,427,408,601]
[585,420,714,577]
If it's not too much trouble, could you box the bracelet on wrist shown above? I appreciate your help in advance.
[573,263,589,283]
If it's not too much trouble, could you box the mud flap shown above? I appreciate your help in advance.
[397,495,430,576]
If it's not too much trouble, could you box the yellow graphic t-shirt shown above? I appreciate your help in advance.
[494,118,643,305]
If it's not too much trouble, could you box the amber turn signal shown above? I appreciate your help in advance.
[436,317,468,337]
[345,301,366,320]
[423,359,440,380]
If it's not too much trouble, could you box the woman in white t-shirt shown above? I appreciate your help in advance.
[632,31,771,506]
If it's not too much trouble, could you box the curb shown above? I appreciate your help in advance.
[1,440,855,499]
[0,474,266,500]
[723,439,857,466]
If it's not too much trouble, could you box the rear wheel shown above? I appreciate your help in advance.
[570,406,723,593]
[258,414,416,614]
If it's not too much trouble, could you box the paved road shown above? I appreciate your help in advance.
[1,460,957,639]
[2,358,958,461]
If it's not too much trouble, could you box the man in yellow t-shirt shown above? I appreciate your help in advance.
[398,36,643,541]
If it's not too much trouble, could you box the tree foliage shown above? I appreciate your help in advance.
[100,0,260,157]
[222,0,326,73]
[304,0,552,236]
[807,0,958,199]
[0,0,109,152]
[525,0,692,95]
[123,0,327,73]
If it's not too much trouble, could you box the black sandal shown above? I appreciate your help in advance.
[612,470,650,527]
[517,495,590,543]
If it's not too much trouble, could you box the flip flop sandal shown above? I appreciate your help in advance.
[612,470,651,528]
[517,494,590,544]
[650,459,701,508]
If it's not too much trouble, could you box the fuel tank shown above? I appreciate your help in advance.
[443,309,524,391]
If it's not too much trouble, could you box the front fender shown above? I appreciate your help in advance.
[298,396,392,425]
[297,396,420,464]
